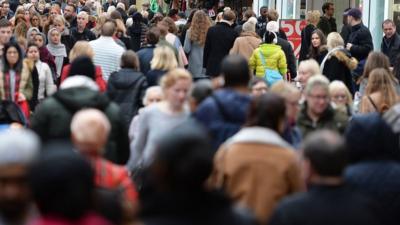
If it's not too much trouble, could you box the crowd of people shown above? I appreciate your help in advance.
[0,0,400,225]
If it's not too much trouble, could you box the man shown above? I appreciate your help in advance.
[203,9,238,77]
[269,130,382,225]
[1,1,14,20]
[317,2,337,36]
[194,55,252,150]
[297,75,348,138]
[102,0,115,13]
[256,6,268,33]
[31,76,130,165]
[381,19,400,66]
[0,18,12,56]
[137,27,160,75]
[340,8,352,44]
[345,8,373,62]
[63,3,77,28]
[0,129,40,225]
[234,9,255,35]
[70,11,96,46]
[89,20,124,81]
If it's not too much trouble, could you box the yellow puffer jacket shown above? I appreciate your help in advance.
[249,44,287,78]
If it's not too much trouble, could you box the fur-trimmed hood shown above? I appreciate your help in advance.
[332,49,358,70]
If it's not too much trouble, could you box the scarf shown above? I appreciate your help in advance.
[47,28,67,77]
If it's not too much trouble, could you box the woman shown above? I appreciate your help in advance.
[34,32,57,83]
[329,80,353,117]
[249,31,287,84]
[211,93,304,224]
[14,14,29,41]
[26,43,56,103]
[27,27,40,43]
[249,77,268,96]
[179,9,197,46]
[60,41,106,92]
[360,68,398,114]
[296,58,320,91]
[127,68,192,171]
[161,17,188,67]
[107,50,148,126]
[230,17,262,60]
[52,15,73,55]
[115,18,131,50]
[183,10,211,78]
[146,45,178,87]
[128,12,148,51]
[299,10,320,62]
[0,42,33,102]
[47,28,68,80]
[307,29,328,64]
[321,32,357,94]
[91,15,107,38]
[30,12,42,32]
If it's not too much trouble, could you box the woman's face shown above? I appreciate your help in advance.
[24,10,30,21]
[297,66,312,88]
[34,35,44,48]
[29,30,38,42]
[331,89,348,106]
[285,92,301,122]
[6,46,19,66]
[50,30,60,44]
[26,46,39,61]
[31,16,40,27]
[53,20,64,33]
[311,33,321,48]
[251,81,268,97]
[165,79,191,110]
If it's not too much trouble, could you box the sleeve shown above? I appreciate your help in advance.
[203,29,212,68]
[60,64,69,83]
[287,154,305,193]
[278,51,288,76]
[248,49,258,73]
[21,63,33,101]
[183,30,192,54]
[350,31,373,58]
[95,67,107,92]
[44,64,57,96]
[229,39,239,55]
[127,108,150,171]
[286,44,297,78]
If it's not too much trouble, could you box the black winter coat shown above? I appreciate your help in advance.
[277,37,297,78]
[107,69,147,126]
[137,45,156,75]
[381,33,400,66]
[347,23,373,61]
[203,22,238,77]
[299,24,316,62]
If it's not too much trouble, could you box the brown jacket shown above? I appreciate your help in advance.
[230,32,262,60]
[210,127,304,224]
[0,59,34,101]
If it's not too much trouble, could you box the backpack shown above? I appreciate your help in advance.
[258,50,283,86]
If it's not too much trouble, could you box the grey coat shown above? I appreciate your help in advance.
[184,30,206,77]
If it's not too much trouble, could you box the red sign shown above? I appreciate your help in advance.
[280,19,307,59]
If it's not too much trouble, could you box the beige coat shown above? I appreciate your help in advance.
[210,127,304,224]
[230,31,262,60]
[0,59,34,101]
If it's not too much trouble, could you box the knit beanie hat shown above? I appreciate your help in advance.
[242,17,257,32]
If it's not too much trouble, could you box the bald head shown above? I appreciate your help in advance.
[70,109,111,156]
[101,20,116,37]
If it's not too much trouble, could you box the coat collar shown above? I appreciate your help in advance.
[225,127,293,150]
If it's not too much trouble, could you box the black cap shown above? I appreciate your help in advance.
[344,8,362,19]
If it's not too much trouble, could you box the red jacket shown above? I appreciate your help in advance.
[60,64,107,92]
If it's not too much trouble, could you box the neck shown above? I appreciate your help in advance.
[78,26,85,32]
[307,107,321,122]
[310,176,343,186]
[166,101,184,114]
[352,20,361,26]
[324,13,331,19]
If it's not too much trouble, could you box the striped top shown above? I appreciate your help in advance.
[90,36,125,81]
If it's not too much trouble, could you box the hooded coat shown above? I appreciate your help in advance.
[249,43,287,78]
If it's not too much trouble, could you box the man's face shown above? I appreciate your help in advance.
[2,3,9,15]
[63,5,75,19]
[383,23,396,38]
[0,26,12,45]
[77,14,88,29]
[260,8,268,17]
[306,85,330,117]
[0,164,31,221]
[326,4,334,17]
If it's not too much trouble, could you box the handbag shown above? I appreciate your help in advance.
[258,50,283,86]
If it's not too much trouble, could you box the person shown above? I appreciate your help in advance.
[266,21,297,79]
[0,18,13,57]
[269,130,382,225]
[1,1,14,20]
[360,68,399,114]
[249,77,268,96]
[266,9,287,40]
[90,19,124,81]
[308,29,328,64]
[329,80,354,117]
[137,27,159,75]
[0,129,40,225]
[340,8,352,44]
[345,8,373,63]
[25,43,56,103]
[107,50,148,126]
[63,3,77,29]
[296,59,320,91]
[0,42,33,102]
[321,32,357,94]
[249,31,287,81]
[47,28,68,79]
[211,93,304,224]
[178,9,197,49]
[345,112,400,225]
[299,10,320,62]
[128,12,148,51]
[138,123,257,225]
[161,17,188,68]
[31,76,130,165]
[270,81,303,149]
[27,150,112,225]
[317,2,337,36]
[229,17,262,60]
[297,75,348,138]
[52,15,74,55]
[70,11,96,46]
[60,41,106,92]
[234,9,255,35]
[127,68,192,170]
[189,80,213,112]
[184,10,211,78]
[194,55,252,150]
[381,19,400,66]
[30,12,42,32]
[203,9,238,77]
[146,45,178,87]
[70,109,138,222]
[102,0,115,13]
[256,6,268,33]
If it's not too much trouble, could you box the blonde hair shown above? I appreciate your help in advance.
[306,10,320,25]
[71,108,111,154]
[304,74,330,95]
[69,41,94,61]
[327,32,344,50]
[270,80,300,98]
[189,10,211,46]
[160,68,192,90]
[267,9,279,21]
[329,80,353,105]
[299,59,320,76]
[151,46,178,71]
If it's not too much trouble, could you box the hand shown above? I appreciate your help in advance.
[18,93,26,102]
[346,43,353,50]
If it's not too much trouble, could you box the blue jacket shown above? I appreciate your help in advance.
[193,89,251,151]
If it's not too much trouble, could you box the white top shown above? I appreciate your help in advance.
[36,60,56,100]
[89,36,125,81]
